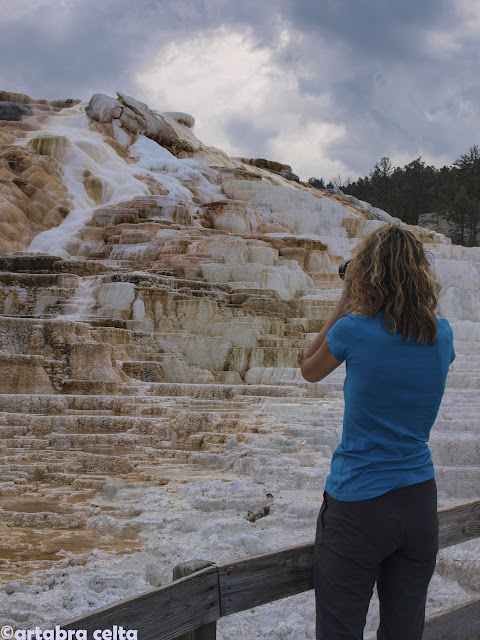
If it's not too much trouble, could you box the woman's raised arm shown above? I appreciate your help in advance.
[300,283,350,383]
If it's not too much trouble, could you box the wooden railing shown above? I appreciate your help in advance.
[62,499,480,640]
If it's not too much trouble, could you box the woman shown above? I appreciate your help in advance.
[300,223,455,640]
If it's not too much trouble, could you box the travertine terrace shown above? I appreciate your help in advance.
[0,90,479,638]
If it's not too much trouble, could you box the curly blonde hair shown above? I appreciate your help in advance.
[344,223,441,344]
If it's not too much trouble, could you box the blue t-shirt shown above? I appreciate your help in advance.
[325,312,455,501]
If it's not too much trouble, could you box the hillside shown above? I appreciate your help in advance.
[0,90,479,638]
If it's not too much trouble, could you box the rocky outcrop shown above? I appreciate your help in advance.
[85,93,142,129]
[85,93,179,147]
[117,93,179,145]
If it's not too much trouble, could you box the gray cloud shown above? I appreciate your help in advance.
[0,1,187,98]
[222,114,278,158]
[1,0,479,179]
[267,1,480,177]
[282,0,456,62]
[0,0,272,98]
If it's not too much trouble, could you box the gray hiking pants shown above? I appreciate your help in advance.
[313,478,438,639]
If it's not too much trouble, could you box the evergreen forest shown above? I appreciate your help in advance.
[310,145,480,246]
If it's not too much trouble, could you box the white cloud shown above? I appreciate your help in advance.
[423,29,462,57]
[0,0,76,31]
[456,0,480,33]
[269,119,348,181]
[0,0,53,22]
[136,27,273,134]
[135,25,350,181]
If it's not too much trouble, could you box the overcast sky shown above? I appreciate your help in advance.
[1,0,479,182]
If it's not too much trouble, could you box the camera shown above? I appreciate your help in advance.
[339,259,350,280]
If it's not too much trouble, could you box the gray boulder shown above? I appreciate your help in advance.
[85,93,179,147]
[85,93,144,133]
[116,93,179,145]
[0,102,33,121]
[279,169,300,182]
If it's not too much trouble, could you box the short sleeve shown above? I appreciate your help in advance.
[440,318,456,364]
[448,328,456,364]
[327,316,354,363]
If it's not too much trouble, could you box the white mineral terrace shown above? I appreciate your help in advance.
[0,91,479,639]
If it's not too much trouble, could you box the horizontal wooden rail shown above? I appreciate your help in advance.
[62,499,480,640]
[423,597,480,640]
[63,565,219,640]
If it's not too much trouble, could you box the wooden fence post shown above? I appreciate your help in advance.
[172,559,217,640]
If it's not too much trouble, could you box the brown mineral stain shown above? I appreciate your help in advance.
[27,134,71,160]
[0,524,141,585]
[0,497,65,514]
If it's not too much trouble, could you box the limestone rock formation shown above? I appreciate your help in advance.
[0,89,479,636]
[199,200,265,233]
[0,353,54,393]
[0,92,91,253]
[85,92,180,148]
[0,145,71,252]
